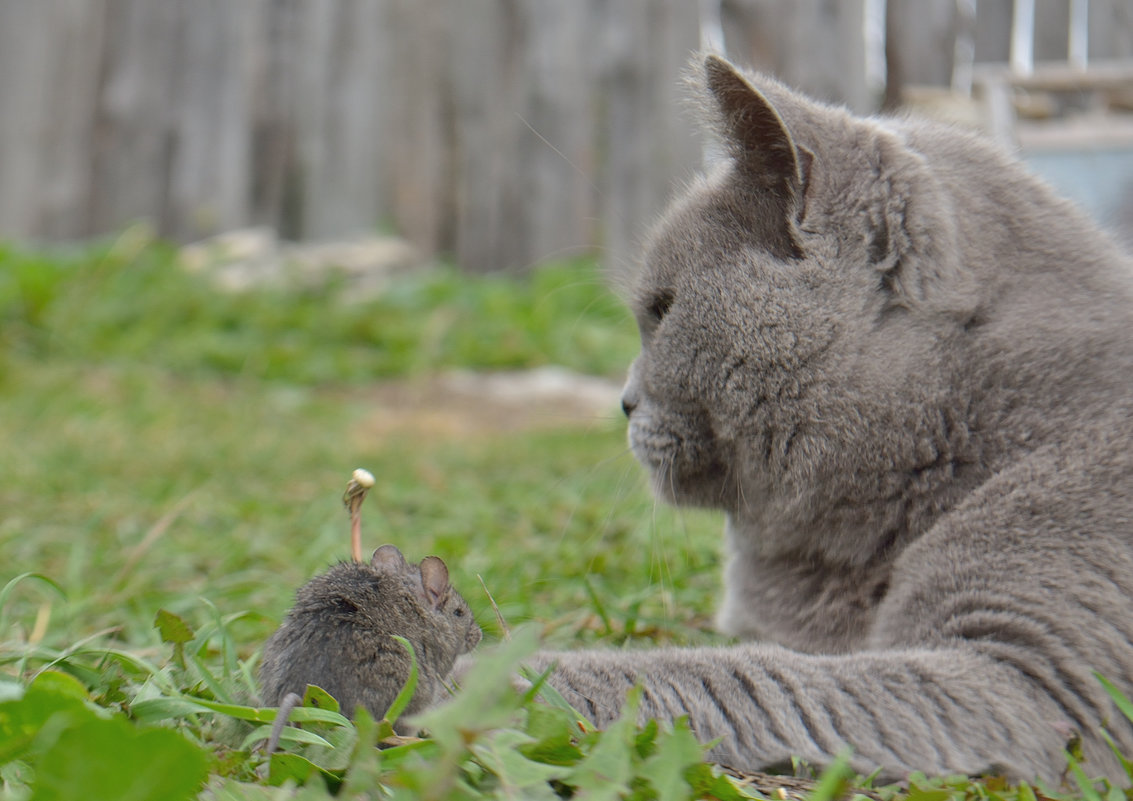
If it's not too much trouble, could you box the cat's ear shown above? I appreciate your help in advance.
[703,55,807,254]
[704,56,801,190]
[418,556,451,611]
[866,135,978,318]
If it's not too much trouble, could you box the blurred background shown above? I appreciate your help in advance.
[2,0,1132,277]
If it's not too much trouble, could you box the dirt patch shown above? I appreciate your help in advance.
[360,366,624,437]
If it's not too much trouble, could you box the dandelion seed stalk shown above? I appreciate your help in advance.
[343,468,375,562]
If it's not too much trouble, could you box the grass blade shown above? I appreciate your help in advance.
[0,573,66,637]
[1096,672,1133,726]
[520,662,592,732]
[808,750,854,801]
[132,693,350,728]
[241,724,334,751]
[1067,752,1105,801]
[582,577,613,636]
[384,636,419,726]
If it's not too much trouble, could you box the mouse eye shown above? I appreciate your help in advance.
[453,607,464,617]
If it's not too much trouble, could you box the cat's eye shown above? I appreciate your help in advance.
[646,290,674,323]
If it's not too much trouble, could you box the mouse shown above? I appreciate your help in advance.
[259,544,482,735]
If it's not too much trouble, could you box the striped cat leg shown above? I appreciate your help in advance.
[526,642,1115,783]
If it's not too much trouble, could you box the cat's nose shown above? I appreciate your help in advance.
[621,360,641,418]
[620,385,639,416]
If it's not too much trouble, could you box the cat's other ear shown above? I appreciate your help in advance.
[701,55,807,254]
[866,134,978,319]
[418,556,451,611]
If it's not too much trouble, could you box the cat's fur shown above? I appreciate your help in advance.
[524,56,1133,782]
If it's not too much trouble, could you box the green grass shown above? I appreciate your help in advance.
[0,233,721,650]
[0,229,636,383]
[0,360,722,651]
[0,233,735,798]
[0,233,1126,799]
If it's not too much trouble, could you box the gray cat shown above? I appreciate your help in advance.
[520,55,1133,783]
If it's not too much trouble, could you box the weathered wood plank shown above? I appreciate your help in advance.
[167,0,264,240]
[446,0,528,272]
[720,0,871,113]
[90,0,183,235]
[1,0,1127,274]
[0,0,108,239]
[885,0,957,97]
[384,0,449,257]
[593,0,701,277]
[515,0,595,269]
[1090,0,1133,60]
[293,0,390,239]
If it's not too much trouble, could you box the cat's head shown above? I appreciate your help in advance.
[622,56,981,526]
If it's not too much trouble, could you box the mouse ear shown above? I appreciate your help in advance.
[371,544,408,573]
[418,556,450,611]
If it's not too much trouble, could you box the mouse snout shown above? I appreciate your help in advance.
[465,622,483,650]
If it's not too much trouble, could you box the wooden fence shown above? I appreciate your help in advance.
[1,1,1130,273]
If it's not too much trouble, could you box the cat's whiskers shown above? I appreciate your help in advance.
[648,510,677,623]
[516,112,610,216]
[717,455,747,515]
[514,245,600,272]
[514,110,652,296]
[544,447,645,621]
[588,443,637,473]
[595,457,649,544]
[666,455,680,506]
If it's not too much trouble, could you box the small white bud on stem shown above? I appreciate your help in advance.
[352,468,375,489]
[343,468,375,562]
